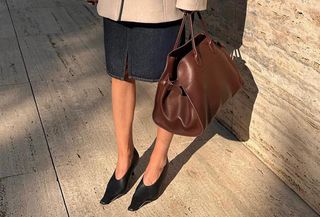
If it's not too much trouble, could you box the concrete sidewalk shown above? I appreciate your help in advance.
[0,0,318,216]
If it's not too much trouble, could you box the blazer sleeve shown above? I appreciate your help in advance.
[176,0,207,11]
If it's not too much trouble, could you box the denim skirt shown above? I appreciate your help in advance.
[103,17,185,82]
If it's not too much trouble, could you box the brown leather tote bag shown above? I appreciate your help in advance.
[152,11,244,137]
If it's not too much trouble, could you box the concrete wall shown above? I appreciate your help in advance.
[200,0,319,214]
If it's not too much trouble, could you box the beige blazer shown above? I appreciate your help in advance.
[97,0,207,23]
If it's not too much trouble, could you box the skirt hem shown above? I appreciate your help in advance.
[106,70,161,82]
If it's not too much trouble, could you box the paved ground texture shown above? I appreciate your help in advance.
[0,0,318,216]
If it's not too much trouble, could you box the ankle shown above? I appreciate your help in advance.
[147,155,168,171]
[150,151,167,164]
[118,144,135,157]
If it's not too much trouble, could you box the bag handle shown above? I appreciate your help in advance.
[173,12,215,62]
[173,12,188,49]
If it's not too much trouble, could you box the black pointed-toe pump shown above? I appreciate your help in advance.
[100,147,140,205]
[128,157,169,211]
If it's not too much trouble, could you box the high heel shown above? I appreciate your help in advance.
[100,147,139,205]
[128,157,169,211]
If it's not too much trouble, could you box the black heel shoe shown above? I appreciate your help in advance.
[100,147,139,205]
[128,157,169,211]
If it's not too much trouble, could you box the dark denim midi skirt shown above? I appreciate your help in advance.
[103,17,185,82]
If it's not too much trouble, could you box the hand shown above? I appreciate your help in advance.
[86,0,98,6]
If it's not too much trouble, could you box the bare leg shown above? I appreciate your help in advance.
[111,76,136,180]
[143,126,173,185]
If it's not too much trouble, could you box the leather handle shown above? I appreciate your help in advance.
[173,11,215,60]
[173,12,189,49]
[196,11,214,42]
[172,12,198,60]
[188,13,199,60]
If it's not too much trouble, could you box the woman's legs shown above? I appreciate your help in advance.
[111,76,136,180]
[111,72,173,185]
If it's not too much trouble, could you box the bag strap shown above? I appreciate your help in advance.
[173,12,188,49]
[173,11,215,54]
